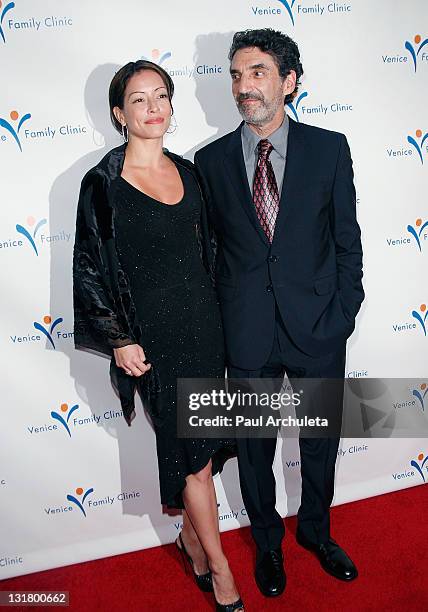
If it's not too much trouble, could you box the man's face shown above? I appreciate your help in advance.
[230,47,291,126]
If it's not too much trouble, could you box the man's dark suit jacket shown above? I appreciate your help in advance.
[194,117,364,370]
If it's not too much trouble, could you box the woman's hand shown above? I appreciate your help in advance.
[113,344,151,377]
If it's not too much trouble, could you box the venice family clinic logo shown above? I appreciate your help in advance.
[16,216,47,255]
[33,315,63,349]
[286,91,308,122]
[412,384,427,411]
[253,1,351,24]
[67,487,94,517]
[405,34,428,72]
[51,403,79,437]
[0,109,31,151]
[411,304,428,336]
[141,48,171,65]
[407,129,428,164]
[277,0,296,25]
[407,218,428,252]
[410,453,428,482]
[0,0,15,43]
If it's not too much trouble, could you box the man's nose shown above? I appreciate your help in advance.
[236,74,254,95]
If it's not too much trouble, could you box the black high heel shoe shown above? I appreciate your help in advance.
[175,532,213,592]
[212,571,244,611]
[215,597,245,612]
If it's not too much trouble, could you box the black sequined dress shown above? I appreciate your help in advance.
[114,161,234,508]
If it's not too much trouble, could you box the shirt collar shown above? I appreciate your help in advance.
[241,113,289,162]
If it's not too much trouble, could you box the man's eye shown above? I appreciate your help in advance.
[254,71,265,77]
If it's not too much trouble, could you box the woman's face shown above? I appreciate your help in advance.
[114,69,172,140]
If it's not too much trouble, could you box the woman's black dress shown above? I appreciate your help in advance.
[114,160,234,508]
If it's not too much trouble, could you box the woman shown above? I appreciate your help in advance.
[72,60,244,611]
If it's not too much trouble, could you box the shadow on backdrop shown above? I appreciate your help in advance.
[184,31,240,161]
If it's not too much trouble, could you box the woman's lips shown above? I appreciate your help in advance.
[145,117,165,124]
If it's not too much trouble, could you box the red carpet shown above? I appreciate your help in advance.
[2,485,427,611]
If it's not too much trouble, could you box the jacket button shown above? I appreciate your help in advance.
[268,255,278,263]
[266,284,273,292]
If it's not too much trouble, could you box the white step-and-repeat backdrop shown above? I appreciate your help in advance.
[1,0,427,579]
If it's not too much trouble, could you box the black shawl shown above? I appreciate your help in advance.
[72,144,216,426]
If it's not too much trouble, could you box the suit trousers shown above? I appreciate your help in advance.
[228,306,346,552]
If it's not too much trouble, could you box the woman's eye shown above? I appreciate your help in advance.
[133,98,144,103]
[159,93,168,98]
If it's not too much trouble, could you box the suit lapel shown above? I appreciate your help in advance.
[273,117,306,244]
[224,123,269,247]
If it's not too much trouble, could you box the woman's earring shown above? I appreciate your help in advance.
[166,114,177,135]
[121,124,128,142]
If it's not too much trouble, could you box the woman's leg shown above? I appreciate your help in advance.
[180,510,209,575]
[182,460,243,607]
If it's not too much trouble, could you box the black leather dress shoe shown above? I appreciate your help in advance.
[296,530,358,581]
[255,548,286,597]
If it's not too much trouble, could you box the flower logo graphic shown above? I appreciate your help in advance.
[16,216,47,255]
[405,34,428,72]
[33,315,63,349]
[412,383,427,411]
[407,218,428,252]
[141,48,171,65]
[286,91,308,122]
[0,109,31,151]
[411,304,428,336]
[407,129,428,164]
[277,0,296,25]
[51,403,79,437]
[0,1,15,44]
[410,453,428,482]
[67,487,94,517]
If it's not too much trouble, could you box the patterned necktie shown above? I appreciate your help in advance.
[252,139,279,243]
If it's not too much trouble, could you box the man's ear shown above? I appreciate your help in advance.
[283,70,297,97]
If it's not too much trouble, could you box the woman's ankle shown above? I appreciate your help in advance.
[209,556,230,575]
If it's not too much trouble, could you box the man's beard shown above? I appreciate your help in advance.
[236,89,284,126]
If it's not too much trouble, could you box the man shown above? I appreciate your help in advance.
[194,28,364,597]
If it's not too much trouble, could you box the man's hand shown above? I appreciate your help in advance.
[113,344,151,377]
